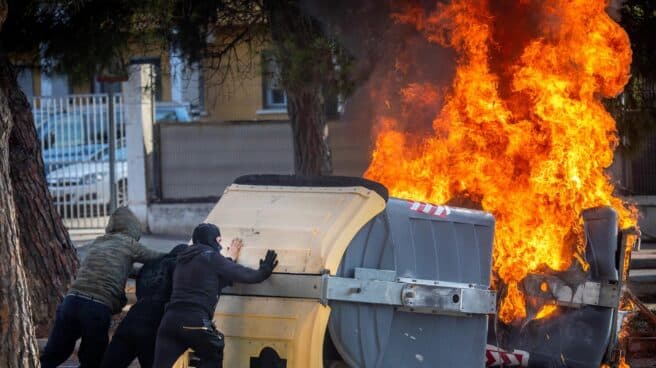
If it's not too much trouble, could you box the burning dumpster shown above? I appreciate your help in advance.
[328,196,495,367]
[175,174,497,368]
[487,207,637,367]
[358,0,639,367]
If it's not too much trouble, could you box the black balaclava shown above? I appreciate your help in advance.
[192,223,222,250]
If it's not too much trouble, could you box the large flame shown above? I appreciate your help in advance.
[365,0,637,323]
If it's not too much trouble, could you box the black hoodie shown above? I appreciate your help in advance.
[136,244,189,303]
[168,225,272,317]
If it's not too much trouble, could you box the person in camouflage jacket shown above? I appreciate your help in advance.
[41,207,164,368]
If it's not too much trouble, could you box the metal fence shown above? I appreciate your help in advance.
[628,131,656,195]
[33,94,127,229]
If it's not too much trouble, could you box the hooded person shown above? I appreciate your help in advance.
[100,243,189,368]
[41,207,164,368]
[153,223,278,368]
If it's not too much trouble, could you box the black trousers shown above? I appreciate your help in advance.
[100,302,164,368]
[153,305,225,368]
[41,294,112,368]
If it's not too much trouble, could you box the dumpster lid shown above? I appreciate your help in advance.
[234,174,389,202]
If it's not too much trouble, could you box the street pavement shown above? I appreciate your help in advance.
[58,232,656,367]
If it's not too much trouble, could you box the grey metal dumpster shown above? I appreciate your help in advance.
[208,175,497,368]
[329,198,496,368]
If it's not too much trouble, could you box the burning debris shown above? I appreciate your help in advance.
[360,0,644,366]
[364,0,637,325]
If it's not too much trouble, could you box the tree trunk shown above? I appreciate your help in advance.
[0,57,40,368]
[264,0,333,176]
[287,88,332,175]
[0,54,79,337]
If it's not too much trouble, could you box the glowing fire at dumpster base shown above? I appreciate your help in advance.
[364,0,638,324]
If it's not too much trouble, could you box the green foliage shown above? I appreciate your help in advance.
[2,1,157,82]
[273,34,355,102]
[264,0,356,112]
[0,0,353,100]
[608,0,656,156]
[621,0,656,82]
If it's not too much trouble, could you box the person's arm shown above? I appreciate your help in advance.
[130,240,165,263]
[212,250,278,284]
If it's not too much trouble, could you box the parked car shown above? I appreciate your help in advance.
[42,144,110,175]
[40,100,190,210]
[46,144,127,210]
[37,102,189,175]
[37,106,124,175]
[155,102,192,122]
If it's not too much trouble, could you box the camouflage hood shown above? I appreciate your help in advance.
[105,207,142,240]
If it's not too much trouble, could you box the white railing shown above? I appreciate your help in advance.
[33,94,127,229]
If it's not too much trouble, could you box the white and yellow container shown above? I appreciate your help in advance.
[174,175,496,368]
[176,176,387,367]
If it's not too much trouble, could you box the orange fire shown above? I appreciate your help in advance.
[365,0,637,323]
[602,357,630,368]
[535,305,558,320]
[619,357,631,368]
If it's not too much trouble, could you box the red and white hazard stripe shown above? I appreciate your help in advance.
[408,201,451,218]
[485,345,529,367]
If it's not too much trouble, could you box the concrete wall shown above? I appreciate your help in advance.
[633,196,656,243]
[157,120,372,200]
[148,203,215,236]
[158,121,295,199]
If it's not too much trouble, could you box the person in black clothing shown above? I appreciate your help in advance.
[41,207,163,368]
[153,223,278,368]
[100,244,188,368]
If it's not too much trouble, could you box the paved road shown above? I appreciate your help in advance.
[63,232,656,367]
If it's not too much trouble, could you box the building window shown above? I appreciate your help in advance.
[97,81,122,94]
[262,53,287,109]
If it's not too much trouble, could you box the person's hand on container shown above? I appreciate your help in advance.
[259,250,278,277]
[225,238,243,261]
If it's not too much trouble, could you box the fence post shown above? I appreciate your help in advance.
[107,89,117,213]
[122,64,154,229]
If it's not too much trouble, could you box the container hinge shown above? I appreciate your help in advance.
[395,276,497,316]
[523,274,620,308]
[322,269,497,317]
